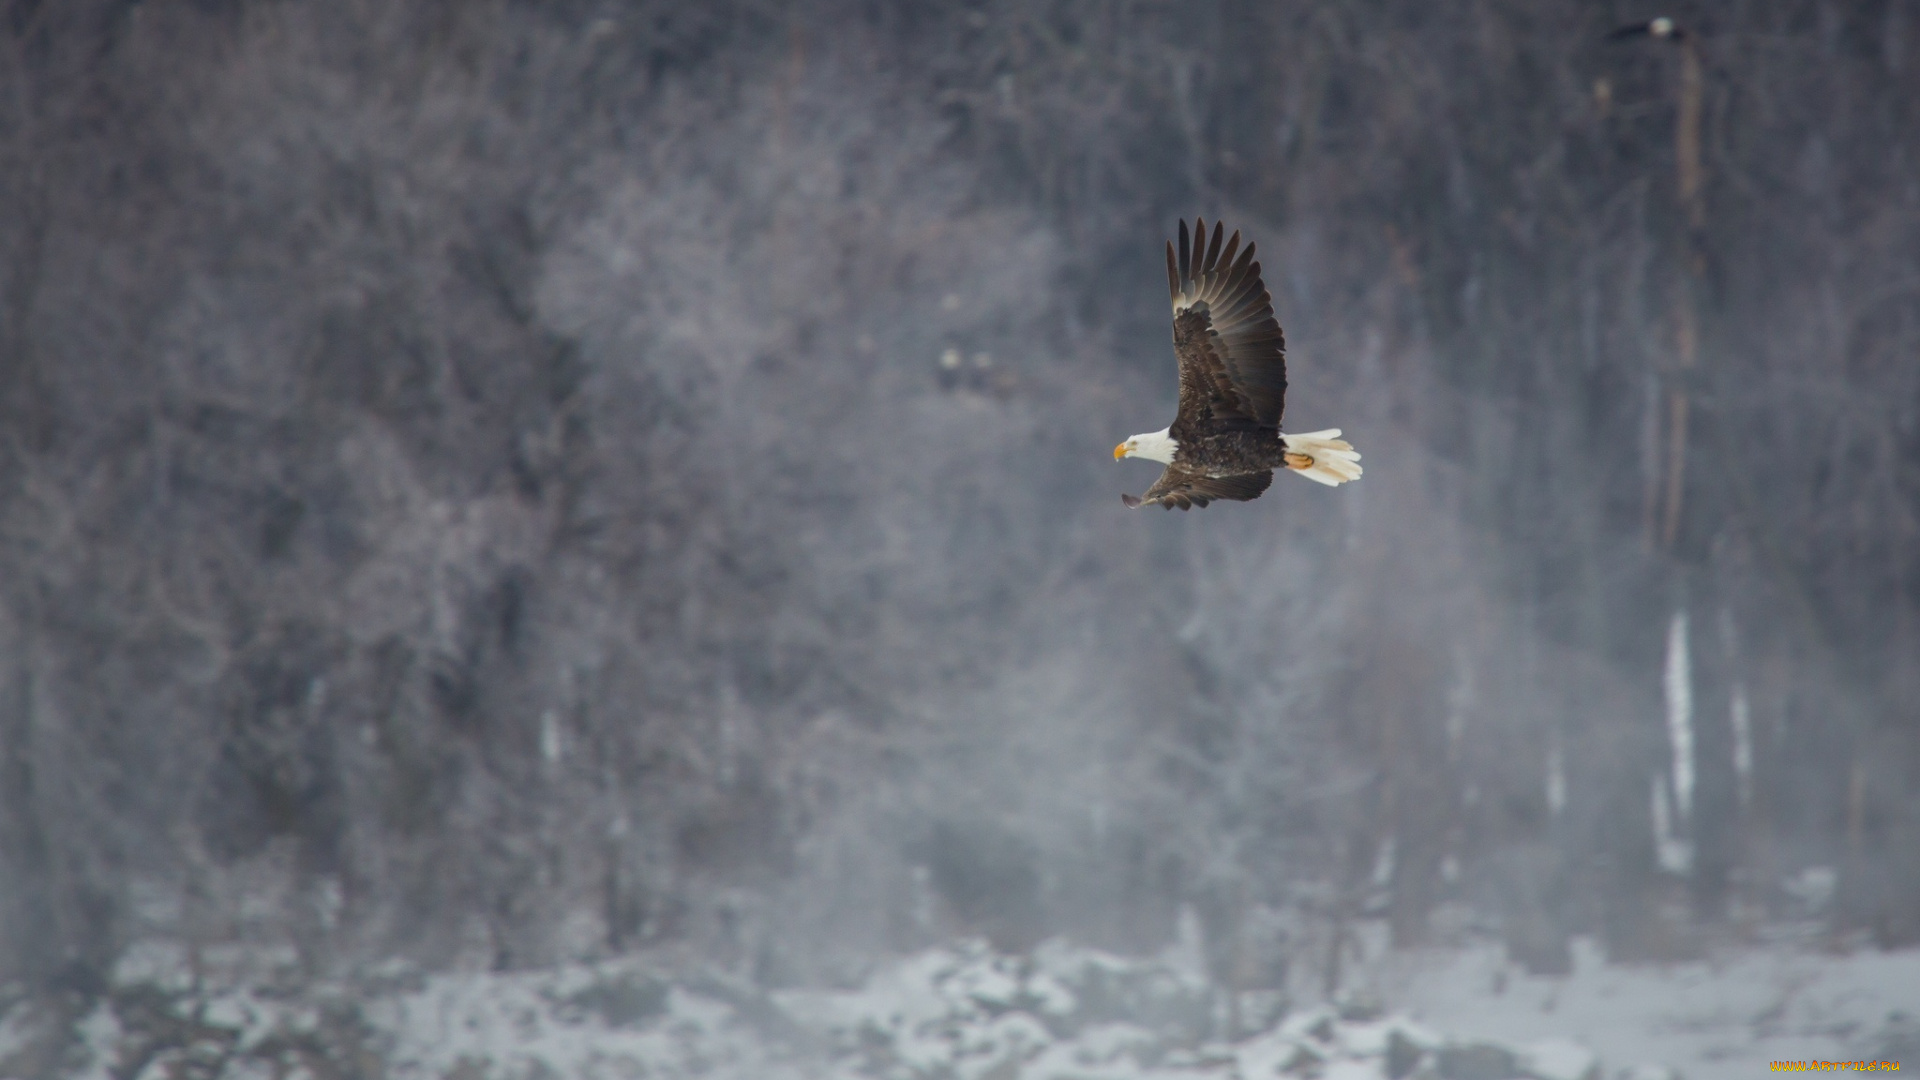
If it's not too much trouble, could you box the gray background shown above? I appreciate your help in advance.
[1,0,1915,1028]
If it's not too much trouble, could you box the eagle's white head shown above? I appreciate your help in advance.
[1114,427,1178,464]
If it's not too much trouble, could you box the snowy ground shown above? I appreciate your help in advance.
[2,927,1914,1079]
[1369,934,1920,1080]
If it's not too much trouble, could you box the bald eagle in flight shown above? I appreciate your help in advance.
[1115,219,1362,509]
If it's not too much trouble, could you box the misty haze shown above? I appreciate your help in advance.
[1,1,1917,1077]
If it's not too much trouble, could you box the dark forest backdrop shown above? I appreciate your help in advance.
[2,0,1917,1005]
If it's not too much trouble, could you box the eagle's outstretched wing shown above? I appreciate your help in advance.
[1167,218,1287,434]
[1122,466,1272,511]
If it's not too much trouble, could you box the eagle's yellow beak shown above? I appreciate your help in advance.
[1114,442,1129,460]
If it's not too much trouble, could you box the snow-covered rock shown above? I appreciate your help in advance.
[16,931,1915,1080]
[1517,1037,1601,1080]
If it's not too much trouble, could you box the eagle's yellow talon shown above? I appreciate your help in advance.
[1284,452,1314,470]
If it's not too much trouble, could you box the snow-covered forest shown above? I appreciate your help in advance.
[1,0,1917,1076]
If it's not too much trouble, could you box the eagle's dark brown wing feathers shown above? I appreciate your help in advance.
[1127,465,1273,510]
[1168,222,1253,428]
[1212,262,1259,317]
[1177,219,1191,286]
[1169,216,1289,430]
[1215,231,1242,278]
[1188,471,1272,502]
[1218,246,1264,312]
[1172,309,1248,431]
[1168,219,1254,311]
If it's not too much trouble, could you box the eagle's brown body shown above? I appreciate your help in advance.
[1168,306,1292,473]
[1118,219,1360,509]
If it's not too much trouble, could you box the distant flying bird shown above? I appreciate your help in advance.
[1115,219,1361,509]
[1606,16,1685,41]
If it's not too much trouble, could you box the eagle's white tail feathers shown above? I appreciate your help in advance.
[1282,428,1362,486]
